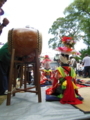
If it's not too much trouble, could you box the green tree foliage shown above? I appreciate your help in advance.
[48,0,90,53]
[64,0,90,47]
[80,47,90,59]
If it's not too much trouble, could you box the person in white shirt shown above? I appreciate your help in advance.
[70,56,77,72]
[76,61,84,76]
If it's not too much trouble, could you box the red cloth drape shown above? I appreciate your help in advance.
[60,76,82,104]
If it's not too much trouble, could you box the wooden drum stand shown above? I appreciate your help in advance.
[6,49,42,105]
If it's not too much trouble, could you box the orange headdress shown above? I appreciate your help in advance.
[42,55,52,63]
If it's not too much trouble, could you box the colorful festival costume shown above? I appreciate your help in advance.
[46,65,83,104]
[46,36,83,105]
[40,55,53,85]
[40,68,53,85]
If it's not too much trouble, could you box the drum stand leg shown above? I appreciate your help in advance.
[34,49,41,102]
[6,49,15,105]
[6,49,42,105]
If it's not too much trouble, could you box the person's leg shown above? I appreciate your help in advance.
[77,70,80,76]
[86,66,89,77]
[0,65,5,95]
[0,62,8,95]
[88,66,90,78]
[83,66,88,78]
[79,70,82,76]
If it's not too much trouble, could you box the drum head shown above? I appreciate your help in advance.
[8,28,42,57]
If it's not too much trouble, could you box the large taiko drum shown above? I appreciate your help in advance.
[8,28,42,57]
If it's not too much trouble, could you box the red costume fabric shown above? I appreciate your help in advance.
[60,76,82,104]
[46,66,83,105]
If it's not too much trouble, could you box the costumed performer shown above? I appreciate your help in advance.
[40,55,53,85]
[46,36,83,105]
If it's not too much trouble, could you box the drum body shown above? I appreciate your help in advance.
[8,28,42,57]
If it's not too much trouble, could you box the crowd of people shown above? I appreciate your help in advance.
[40,53,89,80]
[69,54,90,78]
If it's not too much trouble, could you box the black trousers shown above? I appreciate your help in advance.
[84,66,90,77]
[0,62,9,95]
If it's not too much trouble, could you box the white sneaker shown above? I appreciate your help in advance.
[4,90,8,94]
